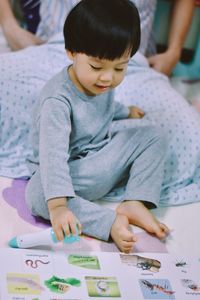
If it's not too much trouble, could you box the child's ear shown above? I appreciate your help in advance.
[67,50,75,61]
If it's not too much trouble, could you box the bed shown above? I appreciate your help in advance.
[1,28,200,256]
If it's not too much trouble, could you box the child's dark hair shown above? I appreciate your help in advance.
[63,0,141,60]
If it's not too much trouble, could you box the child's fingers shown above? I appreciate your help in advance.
[135,112,143,119]
[54,226,65,241]
[139,110,145,117]
[136,108,145,118]
[69,221,78,236]
[64,223,71,237]
[76,220,82,234]
[69,219,82,236]
[132,109,145,118]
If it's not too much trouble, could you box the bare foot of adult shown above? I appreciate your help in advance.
[110,214,137,253]
[116,200,169,239]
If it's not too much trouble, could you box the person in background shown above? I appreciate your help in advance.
[0,0,43,50]
[147,0,194,76]
[0,0,81,50]
[0,0,194,76]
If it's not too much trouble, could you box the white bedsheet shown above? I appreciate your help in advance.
[0,29,199,255]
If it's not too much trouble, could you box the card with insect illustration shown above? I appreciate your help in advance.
[85,276,121,297]
[139,279,175,299]
[0,249,200,299]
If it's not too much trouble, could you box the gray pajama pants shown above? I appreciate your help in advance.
[25,126,167,241]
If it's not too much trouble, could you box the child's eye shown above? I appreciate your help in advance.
[90,65,101,70]
[115,68,124,72]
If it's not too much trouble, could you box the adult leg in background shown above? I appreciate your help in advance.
[0,42,67,178]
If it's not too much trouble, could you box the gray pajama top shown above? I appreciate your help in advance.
[28,67,129,201]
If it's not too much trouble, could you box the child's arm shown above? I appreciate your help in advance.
[113,101,144,120]
[39,100,79,241]
[128,105,145,119]
[47,197,82,241]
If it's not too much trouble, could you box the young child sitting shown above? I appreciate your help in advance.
[25,0,169,253]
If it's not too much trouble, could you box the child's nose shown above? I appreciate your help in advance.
[99,71,113,82]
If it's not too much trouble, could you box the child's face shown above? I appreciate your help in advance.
[67,51,130,96]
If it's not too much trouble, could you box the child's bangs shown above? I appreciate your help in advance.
[82,27,136,60]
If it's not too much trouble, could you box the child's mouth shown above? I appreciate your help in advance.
[95,84,110,91]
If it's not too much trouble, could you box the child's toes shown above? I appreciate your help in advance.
[126,235,137,243]
[158,223,170,240]
[121,241,134,253]
[154,223,169,239]
[159,223,170,234]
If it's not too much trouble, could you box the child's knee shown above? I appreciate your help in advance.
[25,179,34,213]
[25,174,49,220]
[144,126,168,151]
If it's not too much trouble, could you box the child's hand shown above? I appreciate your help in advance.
[128,106,145,119]
[47,197,82,241]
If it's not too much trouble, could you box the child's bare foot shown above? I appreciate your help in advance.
[116,200,169,239]
[110,214,137,253]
